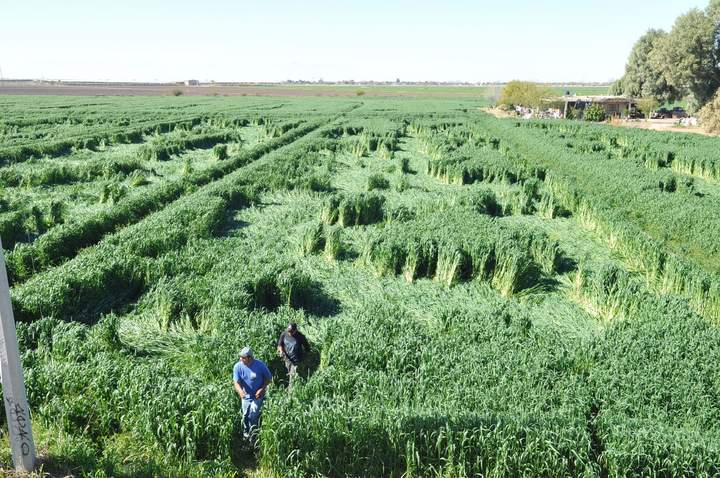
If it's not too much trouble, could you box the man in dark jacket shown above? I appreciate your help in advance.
[277,323,310,387]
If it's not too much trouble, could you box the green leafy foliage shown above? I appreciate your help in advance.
[5,96,720,477]
[498,81,553,108]
[698,87,720,134]
[583,104,606,122]
[616,2,720,110]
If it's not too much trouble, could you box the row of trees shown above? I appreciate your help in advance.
[612,0,720,113]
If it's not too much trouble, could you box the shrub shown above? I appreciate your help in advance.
[698,88,720,134]
[636,97,659,118]
[584,104,606,122]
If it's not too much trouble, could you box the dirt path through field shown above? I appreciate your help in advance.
[613,118,713,136]
[481,108,717,136]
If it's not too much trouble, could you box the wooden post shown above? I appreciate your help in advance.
[0,238,35,471]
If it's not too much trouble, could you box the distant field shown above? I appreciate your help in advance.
[547,85,610,96]
[0,81,610,99]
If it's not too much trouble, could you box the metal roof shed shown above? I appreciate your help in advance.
[561,95,636,118]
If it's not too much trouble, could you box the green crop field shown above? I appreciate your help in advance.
[221,84,611,97]
[1,94,720,477]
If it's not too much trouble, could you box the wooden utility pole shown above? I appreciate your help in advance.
[0,238,35,471]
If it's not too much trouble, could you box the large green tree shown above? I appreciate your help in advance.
[708,0,720,22]
[498,81,552,108]
[651,5,720,109]
[614,1,720,111]
[612,30,680,103]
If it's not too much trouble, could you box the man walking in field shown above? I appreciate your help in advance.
[233,347,272,442]
[277,323,310,387]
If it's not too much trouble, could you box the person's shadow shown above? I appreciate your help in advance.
[230,413,258,467]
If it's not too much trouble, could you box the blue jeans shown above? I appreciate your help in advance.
[241,396,265,439]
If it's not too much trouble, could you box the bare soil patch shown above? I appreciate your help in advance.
[480,107,516,118]
[613,118,714,136]
[482,108,716,137]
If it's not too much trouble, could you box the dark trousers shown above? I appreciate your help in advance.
[283,356,301,387]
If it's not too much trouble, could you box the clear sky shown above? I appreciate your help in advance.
[0,0,709,83]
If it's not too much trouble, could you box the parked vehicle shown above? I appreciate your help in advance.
[652,108,672,119]
[672,107,687,119]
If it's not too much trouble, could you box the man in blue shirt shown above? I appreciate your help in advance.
[233,346,272,441]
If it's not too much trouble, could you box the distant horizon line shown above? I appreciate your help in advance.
[0,78,614,87]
